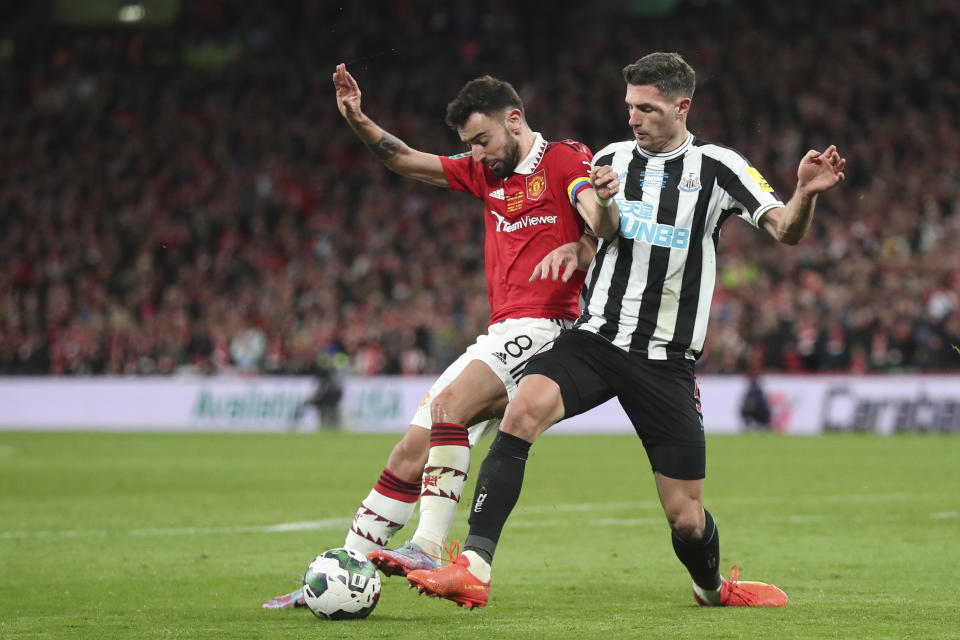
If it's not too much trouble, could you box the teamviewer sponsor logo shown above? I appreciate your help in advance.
[489,210,558,232]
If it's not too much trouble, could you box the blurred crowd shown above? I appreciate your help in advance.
[0,0,957,376]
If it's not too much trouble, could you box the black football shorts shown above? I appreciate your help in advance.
[523,329,706,480]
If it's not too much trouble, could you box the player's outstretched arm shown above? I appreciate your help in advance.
[761,145,846,245]
[574,165,621,241]
[333,63,447,187]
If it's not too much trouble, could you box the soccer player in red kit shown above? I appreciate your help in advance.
[262,65,620,608]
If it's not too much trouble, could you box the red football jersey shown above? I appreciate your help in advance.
[440,134,594,325]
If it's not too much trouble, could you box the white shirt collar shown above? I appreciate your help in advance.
[513,132,547,175]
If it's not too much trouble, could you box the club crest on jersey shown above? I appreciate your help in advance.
[526,170,546,201]
[678,172,701,192]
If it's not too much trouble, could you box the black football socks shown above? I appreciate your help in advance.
[463,431,532,564]
[671,508,722,590]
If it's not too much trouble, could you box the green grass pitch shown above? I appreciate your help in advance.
[1,430,958,639]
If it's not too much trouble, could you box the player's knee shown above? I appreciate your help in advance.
[500,395,550,442]
[666,506,704,541]
[430,388,464,424]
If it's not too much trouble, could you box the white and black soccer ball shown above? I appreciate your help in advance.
[302,548,381,620]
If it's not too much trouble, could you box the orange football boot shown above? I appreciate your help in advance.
[694,565,788,607]
[407,554,489,609]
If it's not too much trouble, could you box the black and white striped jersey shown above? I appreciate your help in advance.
[578,132,783,360]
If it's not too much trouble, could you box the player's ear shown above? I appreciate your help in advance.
[676,97,691,119]
[504,108,523,134]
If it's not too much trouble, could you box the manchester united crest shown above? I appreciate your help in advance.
[526,171,546,201]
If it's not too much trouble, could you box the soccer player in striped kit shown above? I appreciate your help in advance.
[408,52,845,609]
[264,66,620,608]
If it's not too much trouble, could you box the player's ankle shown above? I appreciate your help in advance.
[462,550,491,582]
[693,581,722,605]
[410,534,442,558]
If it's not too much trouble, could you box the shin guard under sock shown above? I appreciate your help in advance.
[671,508,722,590]
[464,431,532,564]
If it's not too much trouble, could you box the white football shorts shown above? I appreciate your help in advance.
[410,317,573,446]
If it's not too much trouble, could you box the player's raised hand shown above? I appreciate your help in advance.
[332,63,363,121]
[796,145,846,194]
[529,242,579,283]
[590,165,620,201]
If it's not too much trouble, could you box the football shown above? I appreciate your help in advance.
[302,548,381,620]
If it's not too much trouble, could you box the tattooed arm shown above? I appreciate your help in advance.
[333,64,447,187]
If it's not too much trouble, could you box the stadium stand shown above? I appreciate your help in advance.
[0,1,957,375]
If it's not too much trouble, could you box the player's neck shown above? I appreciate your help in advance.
[516,127,537,160]
[640,127,690,155]
[659,128,690,153]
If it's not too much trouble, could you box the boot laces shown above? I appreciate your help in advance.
[724,564,761,605]
[442,539,462,564]
[423,539,462,565]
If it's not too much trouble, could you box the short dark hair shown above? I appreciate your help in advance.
[445,76,524,129]
[622,52,696,99]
